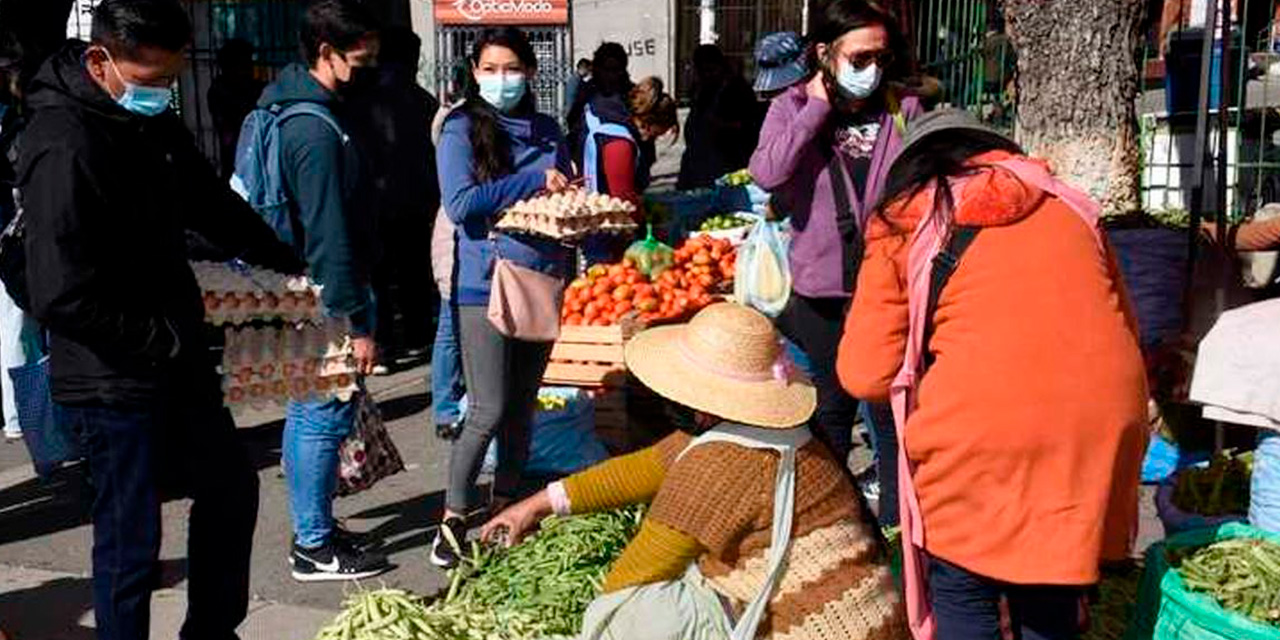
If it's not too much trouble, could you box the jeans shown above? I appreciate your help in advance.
[0,278,40,434]
[447,305,552,513]
[1251,430,1280,533]
[775,294,860,462]
[431,297,465,427]
[284,397,355,548]
[861,401,899,526]
[59,381,258,640]
[929,555,1085,640]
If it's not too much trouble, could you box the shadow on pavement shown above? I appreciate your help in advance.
[0,464,92,547]
[347,490,445,557]
[0,558,187,640]
[377,393,430,423]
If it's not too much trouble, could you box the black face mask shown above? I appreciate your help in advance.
[339,65,379,97]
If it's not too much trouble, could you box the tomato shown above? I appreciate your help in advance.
[698,273,716,287]
[635,297,658,312]
[639,312,656,323]
[608,264,626,278]
[565,313,584,326]
[570,277,592,289]
[611,284,632,301]
[590,317,610,326]
[591,281,611,298]
[633,283,654,298]
[710,246,723,261]
[688,284,706,299]
[662,290,675,303]
[587,264,608,279]
[614,300,633,314]
[621,257,635,269]
[568,298,584,313]
[584,301,601,318]
[625,272,642,285]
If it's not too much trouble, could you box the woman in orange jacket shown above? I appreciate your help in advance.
[837,111,1148,640]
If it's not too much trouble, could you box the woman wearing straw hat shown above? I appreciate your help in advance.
[838,110,1147,640]
[482,303,908,640]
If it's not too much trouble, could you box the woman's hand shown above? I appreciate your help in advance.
[480,489,554,548]
[544,169,570,193]
[806,73,830,104]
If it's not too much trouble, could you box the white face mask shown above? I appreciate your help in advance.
[835,61,882,100]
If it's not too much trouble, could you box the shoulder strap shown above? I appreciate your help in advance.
[274,102,349,144]
[828,155,862,293]
[921,226,980,371]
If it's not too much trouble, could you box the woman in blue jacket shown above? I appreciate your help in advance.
[430,26,573,569]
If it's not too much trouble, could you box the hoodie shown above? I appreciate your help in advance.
[18,41,302,406]
[258,63,375,335]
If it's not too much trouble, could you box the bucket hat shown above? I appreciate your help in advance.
[754,32,809,94]
[624,303,816,429]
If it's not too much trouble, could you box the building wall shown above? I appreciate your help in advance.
[571,0,675,90]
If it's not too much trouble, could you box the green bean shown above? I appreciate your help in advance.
[1174,537,1280,627]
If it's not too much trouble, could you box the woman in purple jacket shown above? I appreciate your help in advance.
[749,0,921,524]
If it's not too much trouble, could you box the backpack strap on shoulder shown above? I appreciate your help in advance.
[885,89,908,137]
[274,102,349,145]
[921,225,980,371]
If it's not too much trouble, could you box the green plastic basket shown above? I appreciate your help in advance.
[1128,523,1280,640]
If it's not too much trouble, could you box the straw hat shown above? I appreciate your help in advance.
[624,303,816,429]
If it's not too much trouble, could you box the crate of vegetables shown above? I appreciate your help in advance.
[1131,522,1280,640]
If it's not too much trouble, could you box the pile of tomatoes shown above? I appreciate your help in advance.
[561,235,737,326]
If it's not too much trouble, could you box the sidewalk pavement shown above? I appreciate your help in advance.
[0,565,336,640]
[0,361,447,640]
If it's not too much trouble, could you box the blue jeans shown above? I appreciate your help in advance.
[284,397,355,548]
[929,555,1085,640]
[431,298,465,427]
[59,382,258,640]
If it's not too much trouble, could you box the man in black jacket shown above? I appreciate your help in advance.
[17,1,302,638]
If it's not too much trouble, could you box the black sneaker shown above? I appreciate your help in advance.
[291,541,390,582]
[429,516,467,569]
[287,522,373,566]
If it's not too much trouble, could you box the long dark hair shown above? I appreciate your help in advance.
[807,0,912,97]
[460,27,538,182]
[875,128,1023,233]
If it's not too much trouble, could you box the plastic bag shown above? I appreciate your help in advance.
[734,218,792,317]
[10,356,79,478]
[624,224,675,278]
[526,387,609,477]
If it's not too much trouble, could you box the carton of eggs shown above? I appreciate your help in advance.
[193,261,324,326]
[495,188,638,241]
[219,318,358,410]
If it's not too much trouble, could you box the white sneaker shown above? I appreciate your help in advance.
[3,428,21,441]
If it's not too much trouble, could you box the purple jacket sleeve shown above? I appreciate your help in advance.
[749,92,832,190]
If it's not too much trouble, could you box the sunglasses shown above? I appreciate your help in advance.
[834,50,895,70]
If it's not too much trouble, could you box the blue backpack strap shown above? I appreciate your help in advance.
[582,104,637,193]
[274,102,349,145]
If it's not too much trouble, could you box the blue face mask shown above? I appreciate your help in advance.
[835,61,882,101]
[108,56,172,117]
[477,73,527,112]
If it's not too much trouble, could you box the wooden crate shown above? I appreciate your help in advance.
[542,320,640,388]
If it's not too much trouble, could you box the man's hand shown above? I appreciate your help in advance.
[352,336,377,376]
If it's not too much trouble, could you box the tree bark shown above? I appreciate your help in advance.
[1004,0,1147,216]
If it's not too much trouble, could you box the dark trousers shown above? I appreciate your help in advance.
[775,294,862,460]
[447,305,553,514]
[59,380,259,640]
[930,556,1085,640]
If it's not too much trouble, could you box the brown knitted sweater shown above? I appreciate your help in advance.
[562,430,908,640]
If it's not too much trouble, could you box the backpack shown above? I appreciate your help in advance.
[229,102,348,249]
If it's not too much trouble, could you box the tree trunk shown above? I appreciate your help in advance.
[1004,0,1147,216]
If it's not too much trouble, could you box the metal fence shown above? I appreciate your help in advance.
[673,0,805,99]
[912,0,1014,130]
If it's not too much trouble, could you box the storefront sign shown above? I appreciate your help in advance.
[434,0,569,25]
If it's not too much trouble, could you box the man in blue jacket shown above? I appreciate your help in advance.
[258,0,388,581]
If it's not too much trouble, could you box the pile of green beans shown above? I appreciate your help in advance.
[1175,538,1280,626]
[312,506,644,640]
